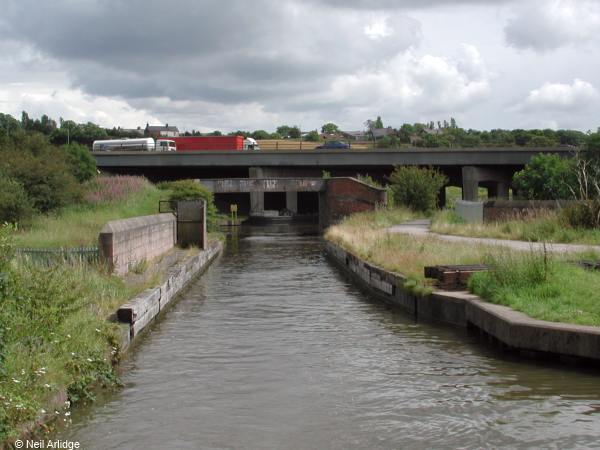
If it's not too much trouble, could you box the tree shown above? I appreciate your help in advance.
[450,117,457,129]
[304,130,321,142]
[288,126,301,139]
[251,130,270,140]
[374,116,383,128]
[208,130,222,136]
[63,143,97,182]
[321,122,339,134]
[0,175,35,223]
[276,125,291,137]
[166,180,219,230]
[512,154,575,200]
[388,166,448,212]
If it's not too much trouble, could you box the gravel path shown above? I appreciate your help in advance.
[388,220,600,254]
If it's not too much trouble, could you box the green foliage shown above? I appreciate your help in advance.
[251,130,270,140]
[304,130,321,142]
[355,174,383,188]
[376,135,400,148]
[63,143,97,182]
[561,200,600,229]
[0,137,82,213]
[527,135,558,147]
[469,251,600,327]
[165,180,219,230]
[322,170,331,180]
[374,116,383,128]
[321,122,339,134]
[0,245,128,441]
[388,166,448,212]
[0,176,35,224]
[512,154,575,200]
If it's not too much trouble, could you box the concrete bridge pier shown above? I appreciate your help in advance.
[249,167,265,216]
[286,191,298,214]
[462,166,512,201]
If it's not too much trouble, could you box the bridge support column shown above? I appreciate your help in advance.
[249,167,265,216]
[488,182,510,200]
[462,166,480,201]
[462,166,512,202]
[286,191,298,214]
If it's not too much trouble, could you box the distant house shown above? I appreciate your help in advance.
[371,127,396,139]
[341,130,370,141]
[145,123,180,138]
[121,127,145,136]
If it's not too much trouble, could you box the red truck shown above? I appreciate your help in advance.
[171,136,251,151]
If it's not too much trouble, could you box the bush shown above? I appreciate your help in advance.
[0,176,35,224]
[165,180,219,229]
[63,143,97,182]
[0,136,82,213]
[388,166,448,212]
[561,200,600,229]
[512,154,575,200]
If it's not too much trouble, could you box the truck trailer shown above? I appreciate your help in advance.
[92,138,176,152]
[171,136,259,151]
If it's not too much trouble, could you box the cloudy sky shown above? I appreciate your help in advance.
[1,0,599,132]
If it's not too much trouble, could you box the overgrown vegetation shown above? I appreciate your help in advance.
[15,176,164,248]
[0,225,131,442]
[388,166,448,212]
[326,209,600,326]
[157,179,219,231]
[430,209,600,245]
[470,250,600,326]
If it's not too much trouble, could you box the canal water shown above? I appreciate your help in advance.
[59,226,600,449]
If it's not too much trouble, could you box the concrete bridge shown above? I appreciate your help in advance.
[93,147,574,202]
[199,177,385,225]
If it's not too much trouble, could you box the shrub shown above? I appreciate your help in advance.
[512,154,575,200]
[561,200,600,229]
[165,180,219,230]
[0,176,35,224]
[388,166,448,212]
[1,144,82,213]
[63,143,97,182]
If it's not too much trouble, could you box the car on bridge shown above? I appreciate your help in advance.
[315,140,350,150]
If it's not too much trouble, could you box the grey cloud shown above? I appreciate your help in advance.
[0,0,420,107]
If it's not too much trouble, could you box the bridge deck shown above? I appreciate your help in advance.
[93,147,573,168]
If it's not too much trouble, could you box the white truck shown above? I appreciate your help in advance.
[92,138,177,152]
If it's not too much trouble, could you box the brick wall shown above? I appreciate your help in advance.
[483,199,571,223]
[320,178,387,227]
[99,213,176,275]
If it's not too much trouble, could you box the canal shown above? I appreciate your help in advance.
[59,226,600,449]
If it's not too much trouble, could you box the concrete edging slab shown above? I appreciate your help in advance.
[115,240,222,349]
[324,240,600,363]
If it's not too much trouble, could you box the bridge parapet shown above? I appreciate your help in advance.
[200,178,325,193]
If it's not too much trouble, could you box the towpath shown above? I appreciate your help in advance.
[388,220,600,254]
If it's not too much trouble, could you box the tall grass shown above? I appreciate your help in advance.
[470,250,600,326]
[431,208,600,245]
[0,226,132,441]
[15,176,168,248]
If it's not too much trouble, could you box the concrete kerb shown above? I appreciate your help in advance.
[114,241,222,350]
[324,240,600,364]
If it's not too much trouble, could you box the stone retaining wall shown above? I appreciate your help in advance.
[116,240,222,349]
[99,213,176,275]
[325,240,600,363]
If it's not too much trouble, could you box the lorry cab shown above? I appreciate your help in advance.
[156,139,177,152]
[243,137,260,151]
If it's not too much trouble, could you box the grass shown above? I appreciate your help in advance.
[0,239,133,441]
[470,251,600,327]
[431,208,600,245]
[15,176,168,248]
[325,208,600,325]
[325,208,498,288]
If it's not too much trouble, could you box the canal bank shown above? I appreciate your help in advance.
[55,225,600,449]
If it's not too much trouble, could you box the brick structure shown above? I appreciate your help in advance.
[99,214,176,274]
[319,178,387,228]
